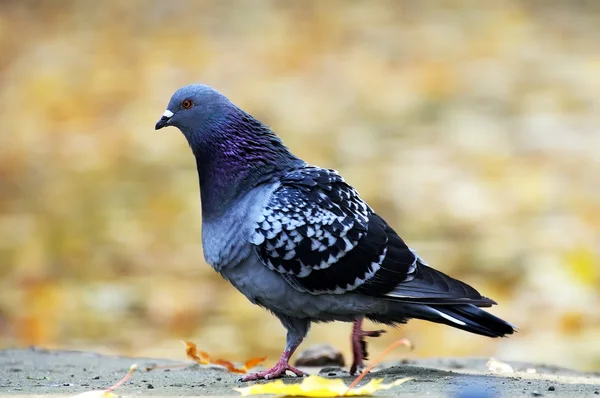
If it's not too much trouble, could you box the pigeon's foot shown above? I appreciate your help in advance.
[241,338,307,381]
[241,360,307,381]
[349,317,386,375]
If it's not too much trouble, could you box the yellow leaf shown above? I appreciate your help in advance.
[234,375,412,397]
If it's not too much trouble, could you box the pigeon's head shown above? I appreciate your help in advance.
[155,84,237,136]
[155,84,302,191]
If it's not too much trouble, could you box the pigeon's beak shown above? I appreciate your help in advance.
[155,110,174,130]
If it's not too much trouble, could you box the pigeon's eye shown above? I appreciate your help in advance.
[181,99,192,109]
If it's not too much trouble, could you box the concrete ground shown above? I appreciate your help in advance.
[0,348,599,397]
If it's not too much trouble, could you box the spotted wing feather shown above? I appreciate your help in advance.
[250,166,381,294]
[250,166,493,305]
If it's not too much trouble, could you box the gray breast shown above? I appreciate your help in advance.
[201,182,279,271]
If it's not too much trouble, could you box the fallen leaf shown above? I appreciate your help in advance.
[184,341,211,364]
[183,340,267,373]
[72,364,137,398]
[234,375,412,397]
[244,356,269,370]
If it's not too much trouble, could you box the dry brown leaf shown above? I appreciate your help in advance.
[244,356,269,370]
[184,341,210,364]
[183,340,267,374]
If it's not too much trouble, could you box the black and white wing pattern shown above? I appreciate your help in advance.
[250,166,492,304]
[249,166,377,294]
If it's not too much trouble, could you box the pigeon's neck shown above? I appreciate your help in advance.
[191,112,302,218]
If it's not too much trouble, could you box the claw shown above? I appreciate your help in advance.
[361,329,386,338]
[241,361,307,381]
[241,338,306,381]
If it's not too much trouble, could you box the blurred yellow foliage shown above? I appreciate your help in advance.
[0,0,598,371]
[565,245,598,286]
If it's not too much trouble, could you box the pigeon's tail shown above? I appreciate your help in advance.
[381,303,517,338]
[417,304,517,337]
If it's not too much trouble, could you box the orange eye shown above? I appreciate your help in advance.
[181,99,192,109]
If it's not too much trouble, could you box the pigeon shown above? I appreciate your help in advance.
[155,84,516,381]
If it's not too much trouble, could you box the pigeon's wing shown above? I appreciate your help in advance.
[250,166,493,305]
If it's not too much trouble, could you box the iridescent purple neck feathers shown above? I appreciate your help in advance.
[190,109,303,218]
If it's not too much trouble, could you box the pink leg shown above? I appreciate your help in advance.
[349,317,386,375]
[241,341,307,381]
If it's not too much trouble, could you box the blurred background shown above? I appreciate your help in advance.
[0,0,599,372]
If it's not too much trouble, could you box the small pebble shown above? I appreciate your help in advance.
[295,344,345,367]
[318,366,349,377]
[447,360,464,369]
[531,392,543,397]
[92,376,100,380]
[548,386,555,391]
[147,384,154,389]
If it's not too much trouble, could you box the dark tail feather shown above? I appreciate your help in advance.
[413,304,517,337]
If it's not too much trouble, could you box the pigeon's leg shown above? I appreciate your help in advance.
[241,315,310,381]
[349,317,386,375]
